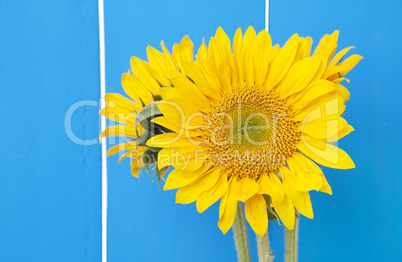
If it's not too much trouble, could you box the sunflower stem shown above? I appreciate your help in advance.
[233,202,251,262]
[257,226,275,262]
[284,214,299,262]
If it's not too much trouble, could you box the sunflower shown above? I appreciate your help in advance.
[100,36,194,177]
[147,27,362,236]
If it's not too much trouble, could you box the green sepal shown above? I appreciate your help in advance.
[152,94,163,101]
[268,206,280,223]
[136,131,154,148]
[147,146,162,153]
[154,124,174,134]
[141,150,162,188]
[141,149,158,165]
[263,195,280,222]
[142,165,153,183]
[154,164,162,191]
[134,102,163,139]
[138,97,147,109]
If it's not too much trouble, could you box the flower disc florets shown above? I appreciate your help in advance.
[202,86,299,179]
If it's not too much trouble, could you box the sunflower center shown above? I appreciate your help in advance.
[202,86,299,179]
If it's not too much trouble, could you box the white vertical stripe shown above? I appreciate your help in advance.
[265,0,269,32]
[97,0,107,261]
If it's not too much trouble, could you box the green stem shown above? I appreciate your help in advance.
[233,202,251,262]
[284,214,299,262]
[256,226,275,262]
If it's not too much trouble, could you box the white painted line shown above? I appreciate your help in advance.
[97,0,107,261]
[265,0,269,32]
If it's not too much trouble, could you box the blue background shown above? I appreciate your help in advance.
[1,0,401,261]
[0,1,101,262]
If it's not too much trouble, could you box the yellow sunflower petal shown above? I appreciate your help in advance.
[294,89,348,123]
[326,124,355,142]
[156,97,205,128]
[121,72,153,106]
[319,174,332,195]
[278,56,325,98]
[161,82,210,113]
[245,194,268,237]
[208,36,232,93]
[326,54,363,81]
[147,133,202,149]
[150,115,179,132]
[164,163,211,190]
[334,54,364,78]
[129,151,146,166]
[313,30,339,64]
[106,142,139,157]
[100,125,136,139]
[130,57,160,95]
[273,196,295,230]
[233,28,245,84]
[231,177,260,202]
[328,46,355,68]
[118,151,133,163]
[146,132,181,146]
[105,93,137,112]
[180,60,219,100]
[195,42,208,62]
[157,146,206,171]
[266,34,300,87]
[252,29,272,86]
[243,26,257,87]
[297,139,355,169]
[131,164,140,178]
[146,45,170,78]
[302,115,348,141]
[291,191,314,219]
[280,166,314,219]
[159,40,178,74]
[175,168,222,204]
[269,44,280,62]
[331,77,350,84]
[172,35,194,68]
[258,173,284,205]
[286,154,323,192]
[196,171,228,213]
[218,193,238,234]
[289,79,336,113]
[294,36,313,62]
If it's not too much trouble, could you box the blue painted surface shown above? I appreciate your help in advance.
[269,0,402,261]
[1,0,401,261]
[104,0,263,261]
[0,1,101,262]
[105,0,402,261]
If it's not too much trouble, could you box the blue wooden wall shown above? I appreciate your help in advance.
[104,1,264,261]
[1,0,401,261]
[0,1,101,261]
[269,1,402,261]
